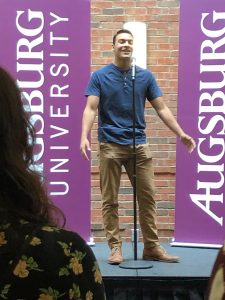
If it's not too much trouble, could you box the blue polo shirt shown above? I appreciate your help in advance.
[85,63,162,145]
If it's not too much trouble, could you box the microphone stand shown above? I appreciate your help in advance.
[119,59,153,270]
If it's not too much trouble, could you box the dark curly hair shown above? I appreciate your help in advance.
[0,66,65,227]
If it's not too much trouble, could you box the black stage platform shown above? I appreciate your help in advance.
[91,242,219,300]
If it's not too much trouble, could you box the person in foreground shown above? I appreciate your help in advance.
[80,29,196,265]
[0,66,106,299]
[207,243,225,299]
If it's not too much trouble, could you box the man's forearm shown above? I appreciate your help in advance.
[81,108,97,139]
[157,107,185,138]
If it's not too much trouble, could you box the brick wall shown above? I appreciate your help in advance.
[90,0,180,243]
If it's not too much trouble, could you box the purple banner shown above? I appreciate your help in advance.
[174,0,225,246]
[0,0,91,240]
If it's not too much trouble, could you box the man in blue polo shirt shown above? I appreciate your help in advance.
[80,29,196,265]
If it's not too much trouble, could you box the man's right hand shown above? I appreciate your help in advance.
[80,138,91,161]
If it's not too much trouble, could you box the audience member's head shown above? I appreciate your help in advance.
[207,244,225,299]
[0,66,64,228]
[0,66,105,300]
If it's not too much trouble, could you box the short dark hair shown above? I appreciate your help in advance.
[113,29,133,45]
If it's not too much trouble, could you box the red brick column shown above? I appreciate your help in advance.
[90,0,180,243]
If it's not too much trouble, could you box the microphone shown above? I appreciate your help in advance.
[131,57,136,80]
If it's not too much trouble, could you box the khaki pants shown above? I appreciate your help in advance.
[98,142,160,250]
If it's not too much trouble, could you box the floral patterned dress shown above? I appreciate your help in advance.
[0,221,106,300]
